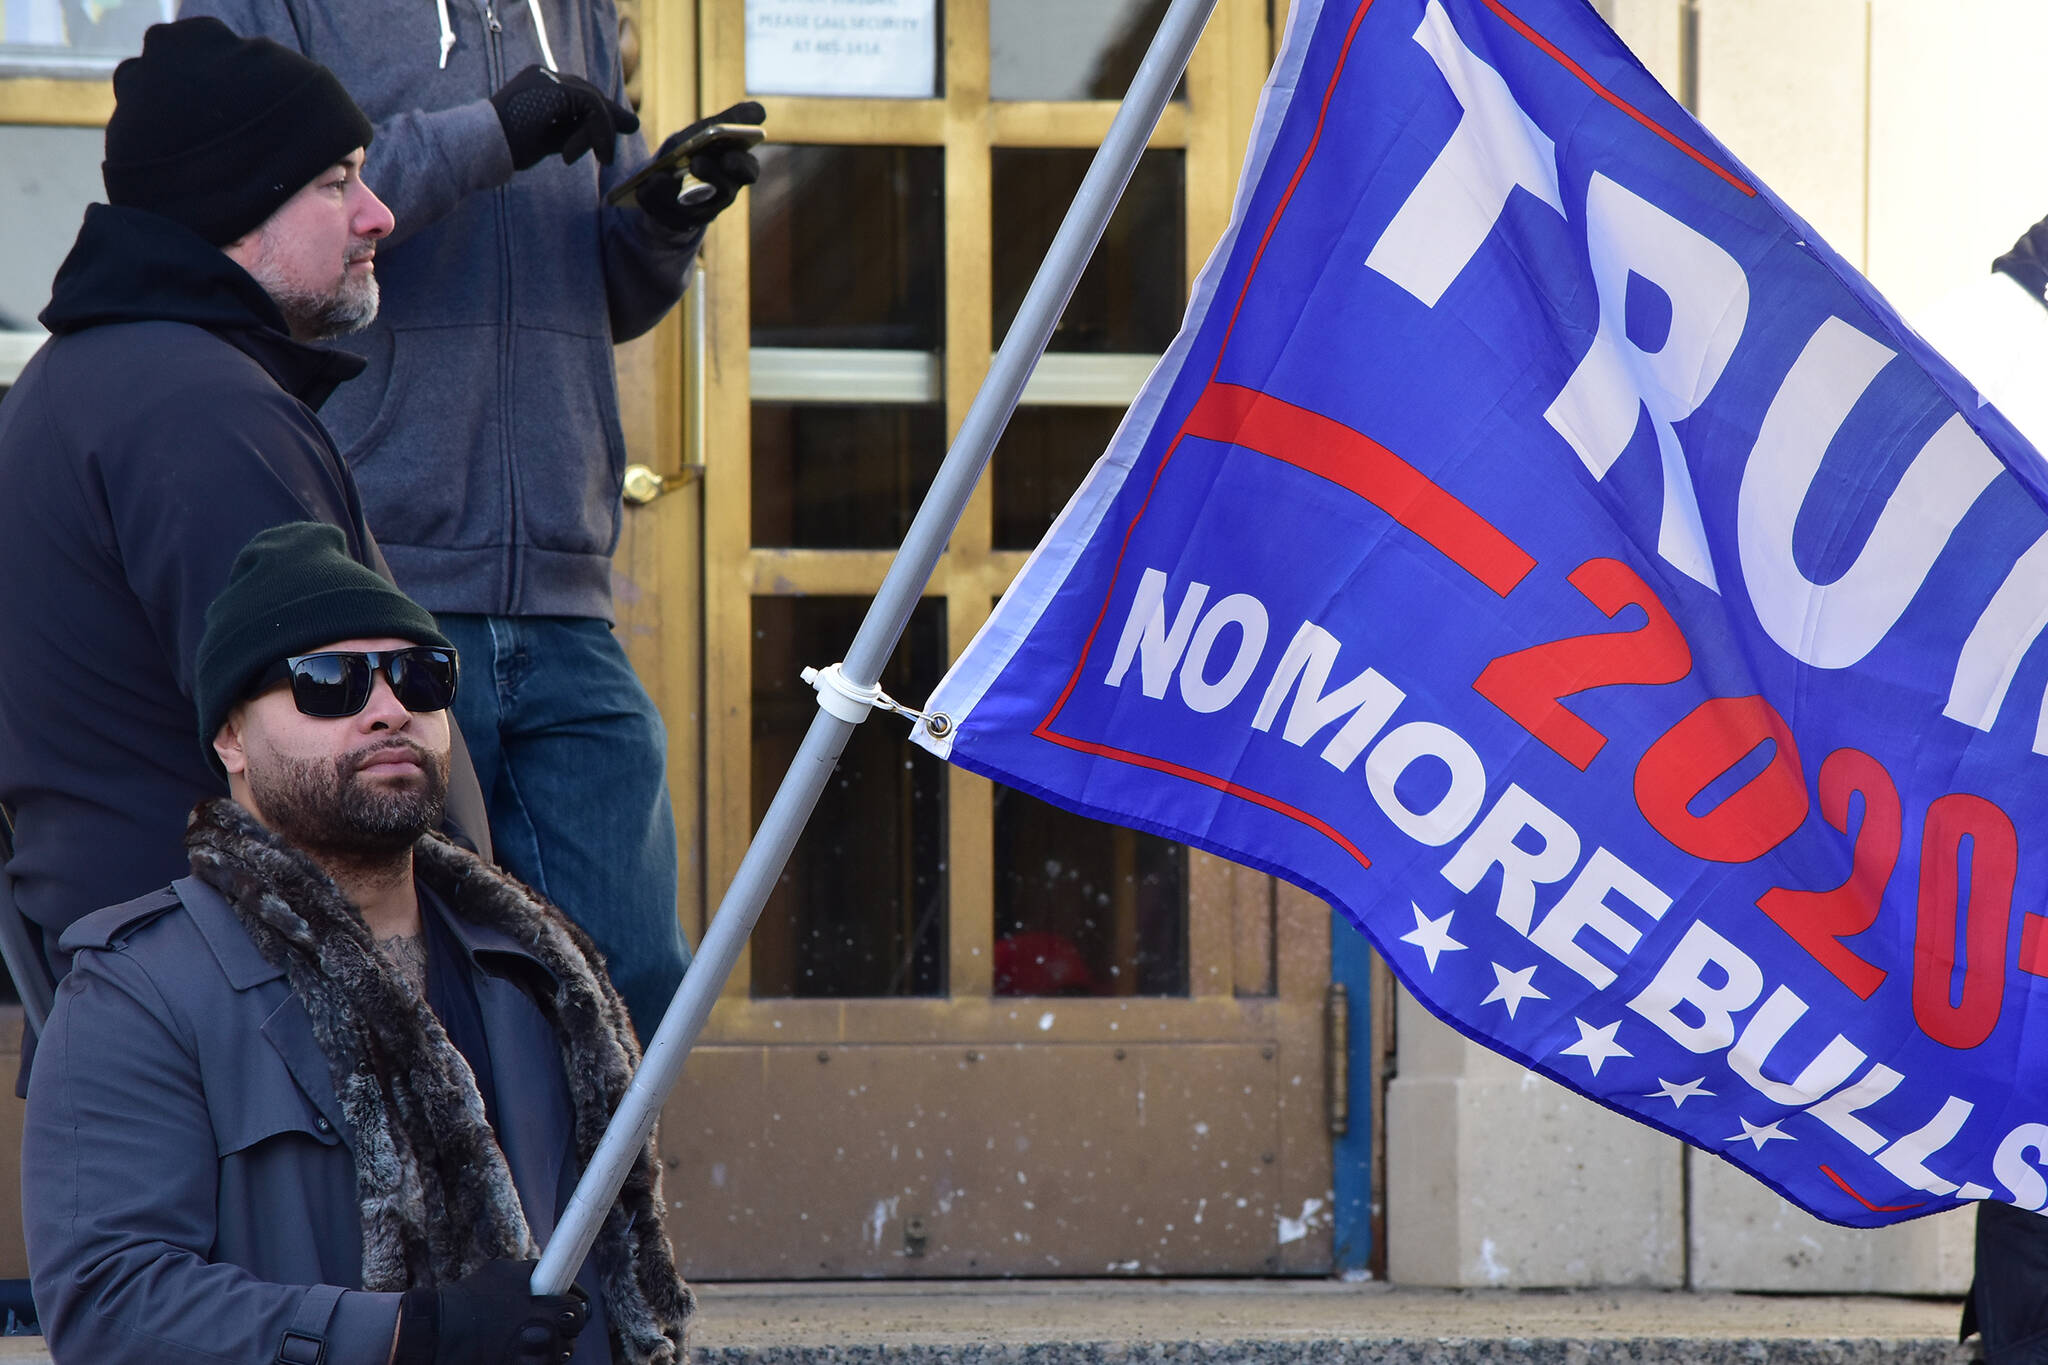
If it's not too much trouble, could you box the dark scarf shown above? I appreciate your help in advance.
[1993,213,2048,313]
[185,798,693,1364]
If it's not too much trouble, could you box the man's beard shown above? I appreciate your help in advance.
[247,236,381,341]
[268,269,380,341]
[248,736,449,870]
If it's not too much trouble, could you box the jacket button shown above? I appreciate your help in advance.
[315,1117,332,1133]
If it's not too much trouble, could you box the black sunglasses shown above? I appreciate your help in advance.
[255,647,460,719]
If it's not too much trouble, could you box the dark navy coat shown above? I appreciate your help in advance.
[23,876,613,1365]
[0,206,376,954]
[0,205,489,975]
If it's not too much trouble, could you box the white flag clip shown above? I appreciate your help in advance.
[802,662,951,736]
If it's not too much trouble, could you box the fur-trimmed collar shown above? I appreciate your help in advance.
[186,797,692,1364]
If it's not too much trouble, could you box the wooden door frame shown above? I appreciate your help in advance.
[675,0,1334,1277]
[696,0,1280,1011]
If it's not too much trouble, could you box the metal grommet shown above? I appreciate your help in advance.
[925,712,954,738]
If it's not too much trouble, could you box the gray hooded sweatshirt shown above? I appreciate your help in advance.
[180,0,702,621]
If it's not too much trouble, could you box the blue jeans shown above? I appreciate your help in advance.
[435,615,688,1038]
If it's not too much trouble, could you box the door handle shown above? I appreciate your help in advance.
[622,464,674,505]
[624,261,710,508]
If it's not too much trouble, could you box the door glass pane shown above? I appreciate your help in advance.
[992,149,1184,353]
[751,596,948,997]
[988,0,1184,102]
[992,406,1124,550]
[753,403,946,548]
[993,786,1187,997]
[751,144,945,349]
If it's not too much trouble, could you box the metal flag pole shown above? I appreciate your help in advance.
[534,0,1223,1296]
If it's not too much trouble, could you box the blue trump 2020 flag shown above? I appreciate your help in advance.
[910,0,2048,1227]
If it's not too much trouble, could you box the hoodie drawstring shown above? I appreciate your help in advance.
[527,0,559,72]
[436,0,555,74]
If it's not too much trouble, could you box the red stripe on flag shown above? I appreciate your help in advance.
[1479,0,1756,197]
[1027,380,1533,872]
[1818,1165,1928,1215]
[1213,0,1381,373]
[1184,383,1537,597]
[1030,723,1375,871]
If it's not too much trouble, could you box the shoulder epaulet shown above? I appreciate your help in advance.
[58,886,184,954]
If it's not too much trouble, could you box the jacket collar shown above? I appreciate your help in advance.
[176,875,285,991]
[174,871,558,993]
[39,203,366,409]
[426,883,564,995]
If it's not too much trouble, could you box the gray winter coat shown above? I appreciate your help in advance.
[23,876,612,1365]
[178,0,702,621]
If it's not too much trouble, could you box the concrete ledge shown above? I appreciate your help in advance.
[0,1282,1976,1365]
[688,1282,1973,1365]
[699,1348,1963,1365]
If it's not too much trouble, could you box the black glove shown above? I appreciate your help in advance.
[633,101,765,233]
[491,64,640,171]
[394,1258,589,1365]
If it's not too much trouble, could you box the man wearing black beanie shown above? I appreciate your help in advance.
[102,17,376,255]
[0,17,491,1013]
[178,0,767,1040]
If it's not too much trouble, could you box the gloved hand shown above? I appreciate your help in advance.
[633,101,765,234]
[394,1258,589,1365]
[491,64,640,171]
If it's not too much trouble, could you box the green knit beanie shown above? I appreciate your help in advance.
[196,523,452,772]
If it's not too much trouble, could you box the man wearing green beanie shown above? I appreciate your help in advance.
[0,19,491,1003]
[24,523,692,1365]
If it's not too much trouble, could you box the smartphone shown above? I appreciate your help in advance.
[608,123,767,208]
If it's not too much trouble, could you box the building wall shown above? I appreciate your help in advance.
[1385,0,2046,1293]
[1611,0,2048,326]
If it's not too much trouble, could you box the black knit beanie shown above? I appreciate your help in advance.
[104,18,375,247]
[196,524,452,771]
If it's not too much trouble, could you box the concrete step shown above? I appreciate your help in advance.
[688,1281,1975,1365]
[0,1281,1978,1363]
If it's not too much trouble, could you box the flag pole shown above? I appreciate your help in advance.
[534,0,1224,1296]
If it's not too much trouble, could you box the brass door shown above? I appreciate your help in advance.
[640,0,1334,1279]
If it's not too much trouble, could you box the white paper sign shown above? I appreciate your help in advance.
[745,0,937,100]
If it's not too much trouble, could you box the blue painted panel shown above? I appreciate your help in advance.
[1330,907,1374,1273]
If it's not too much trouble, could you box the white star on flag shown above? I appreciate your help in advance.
[1481,963,1547,1019]
[1558,1018,1630,1076]
[1729,1117,1794,1149]
[1399,903,1466,972]
[1646,1077,1714,1108]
